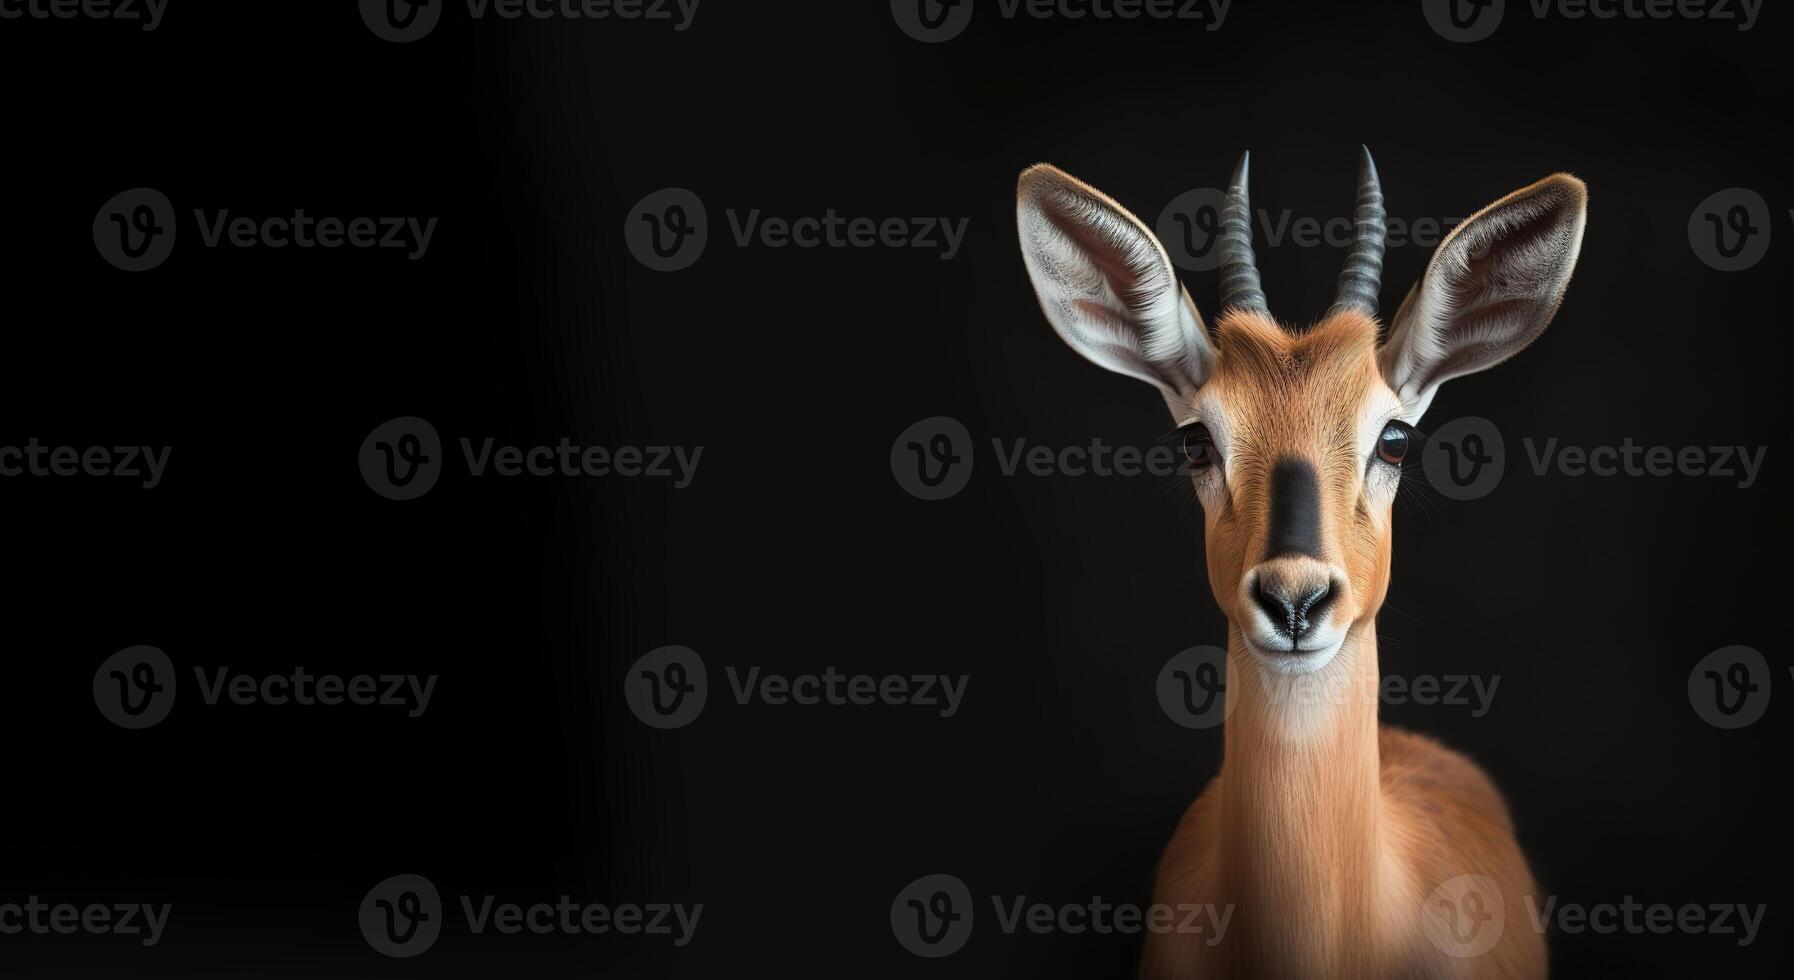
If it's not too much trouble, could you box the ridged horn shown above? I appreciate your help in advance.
[1216,151,1267,316]
[1326,145,1388,320]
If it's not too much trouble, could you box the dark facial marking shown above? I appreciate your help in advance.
[1265,456,1322,561]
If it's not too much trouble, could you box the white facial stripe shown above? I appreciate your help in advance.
[1357,383,1407,523]
[1182,388,1232,508]
[1182,388,1230,455]
[1356,383,1406,462]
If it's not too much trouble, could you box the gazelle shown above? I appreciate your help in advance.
[1016,149,1585,978]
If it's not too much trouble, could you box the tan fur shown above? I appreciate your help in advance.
[1141,311,1544,979]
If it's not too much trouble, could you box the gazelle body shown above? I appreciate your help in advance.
[1016,150,1586,978]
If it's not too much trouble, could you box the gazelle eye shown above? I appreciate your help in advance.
[1182,423,1218,468]
[1376,421,1413,465]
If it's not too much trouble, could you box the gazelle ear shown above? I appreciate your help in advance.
[1380,174,1588,421]
[1017,164,1214,410]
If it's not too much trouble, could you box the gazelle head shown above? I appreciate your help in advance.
[1017,150,1586,675]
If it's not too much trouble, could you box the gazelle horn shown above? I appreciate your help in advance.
[1216,151,1267,316]
[1326,145,1388,320]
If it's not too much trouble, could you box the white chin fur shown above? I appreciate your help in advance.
[1242,633,1346,675]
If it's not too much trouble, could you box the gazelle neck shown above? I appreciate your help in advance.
[1217,626,1387,974]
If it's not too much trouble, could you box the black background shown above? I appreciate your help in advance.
[2,0,1788,975]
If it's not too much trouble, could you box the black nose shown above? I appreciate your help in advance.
[1254,579,1335,644]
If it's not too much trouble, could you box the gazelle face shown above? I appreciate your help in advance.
[1017,150,1587,673]
[1182,311,1404,672]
